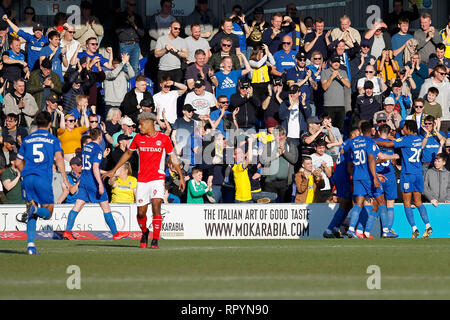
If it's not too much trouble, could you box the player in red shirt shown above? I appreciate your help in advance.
[103,111,185,249]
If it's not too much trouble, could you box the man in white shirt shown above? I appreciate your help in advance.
[152,77,187,125]
[184,79,216,118]
[185,24,211,63]
[60,23,81,74]
[310,139,334,202]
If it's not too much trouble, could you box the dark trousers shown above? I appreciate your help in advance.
[264,179,290,203]
[324,106,345,131]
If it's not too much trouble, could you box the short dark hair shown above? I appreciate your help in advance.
[47,30,60,40]
[90,127,103,140]
[427,87,439,95]
[191,166,202,175]
[424,115,435,123]
[360,121,374,134]
[6,113,19,122]
[436,43,446,51]
[404,120,418,134]
[35,111,52,128]
[435,153,448,162]
[301,156,312,164]
[315,140,327,148]
[378,124,391,135]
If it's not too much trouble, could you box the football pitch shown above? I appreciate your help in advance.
[0,239,449,300]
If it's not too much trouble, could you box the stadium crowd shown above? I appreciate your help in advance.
[0,0,449,214]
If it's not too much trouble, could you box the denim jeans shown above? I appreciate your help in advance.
[212,185,223,203]
[119,42,140,75]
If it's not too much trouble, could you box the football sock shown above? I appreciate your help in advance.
[387,207,395,230]
[104,212,118,235]
[36,207,51,220]
[66,210,79,232]
[365,206,381,236]
[404,206,416,229]
[327,208,347,231]
[349,205,363,231]
[137,215,147,233]
[417,205,430,226]
[26,215,37,244]
[152,216,162,240]
[378,205,388,232]
[356,206,370,232]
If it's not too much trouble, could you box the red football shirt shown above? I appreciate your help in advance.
[129,132,174,182]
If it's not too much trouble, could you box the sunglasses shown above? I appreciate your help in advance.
[67,31,75,34]
[415,105,424,108]
[299,58,307,62]
[90,120,98,123]
[89,43,99,46]
[67,119,76,123]
[282,42,292,45]
[365,71,374,74]
[424,122,433,125]
[220,101,229,104]
[25,12,34,15]
[222,44,232,47]
[437,72,447,75]
[313,57,322,60]
[173,27,181,30]
[377,120,386,123]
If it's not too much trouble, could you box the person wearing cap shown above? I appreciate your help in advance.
[3,78,39,130]
[171,104,197,159]
[27,57,63,110]
[184,78,216,118]
[0,134,16,174]
[3,15,48,71]
[1,151,25,204]
[153,76,187,125]
[373,96,402,131]
[386,77,411,120]
[44,94,64,135]
[246,7,268,52]
[64,156,82,204]
[286,51,316,110]
[301,116,336,156]
[110,134,138,176]
[321,55,351,130]
[229,78,261,131]
[354,80,382,125]
[350,38,378,92]
[111,117,137,150]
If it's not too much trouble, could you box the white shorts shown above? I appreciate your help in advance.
[136,180,165,206]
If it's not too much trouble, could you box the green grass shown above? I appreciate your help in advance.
[0,239,449,300]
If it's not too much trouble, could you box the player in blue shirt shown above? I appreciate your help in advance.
[16,111,69,255]
[375,120,433,239]
[63,128,129,241]
[375,124,399,238]
[344,121,399,238]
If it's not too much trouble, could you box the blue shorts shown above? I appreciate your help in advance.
[353,179,384,199]
[21,175,54,205]
[400,173,424,193]
[335,180,352,200]
[381,176,397,201]
[77,184,109,203]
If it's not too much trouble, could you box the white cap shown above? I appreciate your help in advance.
[384,97,395,105]
[120,117,134,126]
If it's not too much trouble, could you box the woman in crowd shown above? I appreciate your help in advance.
[109,162,137,203]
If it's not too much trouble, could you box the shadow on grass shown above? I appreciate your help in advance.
[0,249,26,255]
[75,243,138,248]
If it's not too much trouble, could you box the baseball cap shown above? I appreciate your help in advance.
[120,117,134,126]
[296,52,307,60]
[254,7,264,14]
[46,94,59,103]
[307,117,321,124]
[360,38,371,47]
[272,77,283,86]
[238,78,251,89]
[74,75,84,84]
[117,134,132,142]
[3,135,15,145]
[41,57,52,69]
[33,23,44,32]
[364,80,374,89]
[392,79,403,87]
[194,79,205,88]
[79,56,88,65]
[330,55,341,63]
[183,104,195,112]
[376,112,387,122]
[288,85,300,94]
[384,96,395,105]
[265,117,279,128]
[9,152,17,162]
[69,156,82,166]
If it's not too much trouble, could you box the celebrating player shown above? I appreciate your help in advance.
[63,128,129,240]
[16,111,70,255]
[375,120,433,239]
[344,121,399,239]
[103,111,185,249]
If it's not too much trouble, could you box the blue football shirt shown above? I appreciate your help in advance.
[393,134,423,175]
[332,141,351,184]
[375,137,396,178]
[344,135,380,181]
[80,142,103,190]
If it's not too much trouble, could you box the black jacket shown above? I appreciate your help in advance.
[120,89,154,124]
[229,93,261,129]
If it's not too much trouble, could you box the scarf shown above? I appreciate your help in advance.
[403,38,419,65]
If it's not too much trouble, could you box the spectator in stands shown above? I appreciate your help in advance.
[74,1,104,51]
[184,78,216,118]
[1,152,25,204]
[58,112,88,163]
[3,78,38,129]
[2,36,30,90]
[301,116,336,156]
[210,18,241,55]
[229,78,260,131]
[377,49,399,84]
[330,15,361,49]
[424,153,450,205]
[149,0,175,52]
[304,17,330,60]
[77,37,112,72]
[109,161,137,203]
[231,142,253,203]
[186,24,212,64]
[310,139,334,202]
[154,20,188,86]
[406,97,428,130]
[208,37,242,73]
[215,55,251,101]
[18,6,36,30]
[230,5,250,60]
[414,13,443,64]
[209,95,234,135]
[44,93,64,136]
[65,156,82,204]
[153,77,187,125]
[406,52,429,99]
[373,96,402,131]
[394,65,416,100]
[419,64,450,135]
[104,53,135,114]
[0,19,9,56]
[248,44,275,103]
[294,155,324,203]
[423,87,443,130]
[120,75,154,124]
[320,113,343,161]
[444,139,450,171]
[0,135,16,174]
[2,113,27,152]
[184,0,219,41]
[3,15,47,71]
[386,79,411,120]
[321,55,351,129]
[187,166,213,203]
[357,64,386,95]
[262,12,296,55]
[279,85,310,146]
[68,94,90,122]
[350,38,377,93]
[271,35,297,78]
[364,20,391,60]
[172,104,197,160]
[262,78,284,122]
[420,114,446,176]
[46,11,66,35]
[27,57,63,110]
[246,7,268,55]
[104,107,122,137]
[115,0,145,75]
[60,23,81,75]
[185,49,217,92]
[392,17,413,68]
[39,30,67,82]
[439,19,450,58]
[385,0,419,35]
[261,125,298,202]
[354,81,382,125]
[428,43,450,75]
